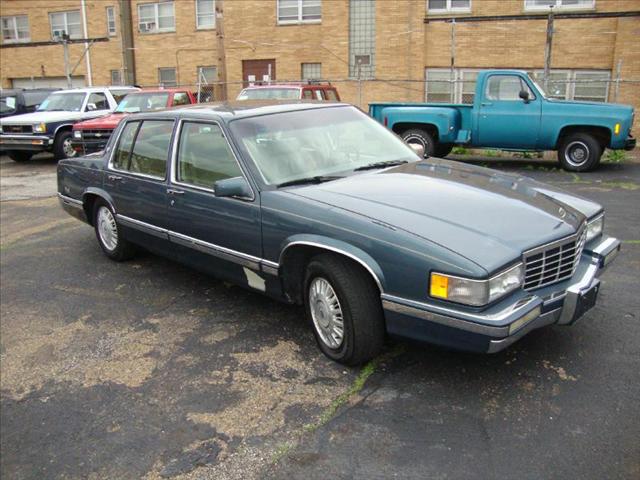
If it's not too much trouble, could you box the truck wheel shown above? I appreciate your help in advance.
[402,129,435,157]
[53,131,77,160]
[304,253,385,366]
[558,133,602,172]
[435,143,454,158]
[7,151,32,162]
[93,199,136,261]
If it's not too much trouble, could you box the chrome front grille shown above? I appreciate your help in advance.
[81,129,112,141]
[523,226,587,290]
[2,124,32,134]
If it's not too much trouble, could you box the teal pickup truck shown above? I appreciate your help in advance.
[369,69,635,171]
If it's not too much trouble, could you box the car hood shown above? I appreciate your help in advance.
[74,113,126,130]
[289,159,602,273]
[547,98,634,114]
[1,111,88,124]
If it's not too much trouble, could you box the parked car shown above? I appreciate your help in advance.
[369,69,636,171]
[237,82,340,101]
[0,88,59,118]
[0,86,138,161]
[57,102,620,365]
[71,89,197,155]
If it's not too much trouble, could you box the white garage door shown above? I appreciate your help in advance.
[11,76,85,89]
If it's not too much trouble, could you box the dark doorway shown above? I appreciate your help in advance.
[242,59,276,87]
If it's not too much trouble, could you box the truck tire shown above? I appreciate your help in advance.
[435,143,454,158]
[558,133,602,172]
[7,151,32,162]
[93,199,136,261]
[53,130,77,160]
[402,129,435,157]
[304,253,385,366]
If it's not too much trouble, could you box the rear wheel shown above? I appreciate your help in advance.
[93,199,136,261]
[401,129,435,157]
[434,143,454,158]
[558,133,602,172]
[304,254,385,365]
[53,131,77,160]
[6,151,32,162]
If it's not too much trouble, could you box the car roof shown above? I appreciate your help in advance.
[241,84,334,90]
[51,86,138,95]
[130,100,349,121]
[131,88,189,94]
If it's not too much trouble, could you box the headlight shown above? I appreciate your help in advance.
[33,122,46,133]
[586,214,604,242]
[73,130,82,139]
[430,264,524,307]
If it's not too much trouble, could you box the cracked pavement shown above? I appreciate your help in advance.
[1,152,639,479]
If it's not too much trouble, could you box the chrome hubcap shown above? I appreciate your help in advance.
[63,137,76,157]
[97,206,118,251]
[309,277,344,349]
[565,141,589,167]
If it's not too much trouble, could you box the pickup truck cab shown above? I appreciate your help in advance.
[0,86,138,162]
[370,70,635,171]
[237,82,340,101]
[72,88,197,155]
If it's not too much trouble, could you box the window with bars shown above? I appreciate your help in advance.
[49,11,82,39]
[428,0,471,13]
[277,0,321,24]
[158,67,177,87]
[138,1,175,33]
[349,0,375,79]
[524,0,594,11]
[531,70,610,102]
[1,15,30,43]
[301,63,322,80]
[111,70,123,86]
[196,0,215,29]
[106,7,116,36]
[425,68,480,103]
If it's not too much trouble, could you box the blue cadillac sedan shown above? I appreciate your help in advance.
[57,102,621,365]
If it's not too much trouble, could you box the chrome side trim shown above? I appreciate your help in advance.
[261,260,279,276]
[168,230,261,270]
[279,240,384,292]
[57,193,83,208]
[116,214,168,239]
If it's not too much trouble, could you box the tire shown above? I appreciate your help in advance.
[557,133,602,172]
[304,253,385,366]
[6,151,32,162]
[434,143,454,158]
[401,128,436,157]
[93,199,136,261]
[53,130,77,160]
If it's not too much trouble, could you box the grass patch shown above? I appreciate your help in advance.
[600,181,639,190]
[623,240,640,245]
[271,442,294,464]
[484,149,501,158]
[451,146,469,155]
[603,150,628,164]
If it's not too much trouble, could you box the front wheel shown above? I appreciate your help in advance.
[401,129,435,158]
[558,133,602,172]
[53,131,77,160]
[93,200,136,261]
[6,151,32,162]
[304,254,385,365]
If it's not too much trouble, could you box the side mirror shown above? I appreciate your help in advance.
[408,142,425,158]
[519,90,530,103]
[86,103,97,111]
[213,176,253,199]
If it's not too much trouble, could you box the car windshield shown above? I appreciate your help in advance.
[115,93,170,113]
[237,88,300,100]
[0,95,17,114]
[37,92,86,112]
[230,106,418,186]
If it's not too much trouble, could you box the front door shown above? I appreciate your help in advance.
[242,59,276,87]
[477,74,541,149]
[105,119,175,252]
[167,120,262,287]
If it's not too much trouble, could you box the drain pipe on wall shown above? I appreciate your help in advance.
[81,0,93,86]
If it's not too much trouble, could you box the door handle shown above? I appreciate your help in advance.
[167,188,185,195]
[481,102,493,107]
[107,174,122,181]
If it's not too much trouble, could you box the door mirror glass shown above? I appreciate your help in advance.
[213,176,253,199]
[408,142,425,158]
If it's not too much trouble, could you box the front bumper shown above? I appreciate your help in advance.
[624,135,636,151]
[382,235,621,353]
[71,138,108,155]
[0,134,53,152]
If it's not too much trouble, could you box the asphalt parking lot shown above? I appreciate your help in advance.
[1,152,639,480]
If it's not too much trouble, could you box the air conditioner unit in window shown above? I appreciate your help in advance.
[139,22,156,32]
[52,29,66,39]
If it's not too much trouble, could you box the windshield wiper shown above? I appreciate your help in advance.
[353,160,409,171]
[276,175,343,188]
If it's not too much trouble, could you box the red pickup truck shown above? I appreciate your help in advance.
[72,88,196,155]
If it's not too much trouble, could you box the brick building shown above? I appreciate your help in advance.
[1,0,639,133]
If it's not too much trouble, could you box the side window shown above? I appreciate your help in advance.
[172,92,189,106]
[325,89,338,101]
[177,122,242,189]
[86,92,109,111]
[314,89,324,100]
[302,89,313,99]
[129,120,174,178]
[486,76,534,101]
[113,121,140,170]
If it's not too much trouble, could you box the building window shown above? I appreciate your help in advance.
[1,15,30,44]
[301,63,322,80]
[198,66,218,83]
[158,67,177,87]
[525,0,594,10]
[196,0,215,29]
[106,7,116,36]
[349,0,375,79]
[110,70,123,86]
[49,11,82,40]
[532,69,609,102]
[425,68,480,103]
[138,1,175,33]
[277,0,321,25]
[427,0,471,13]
